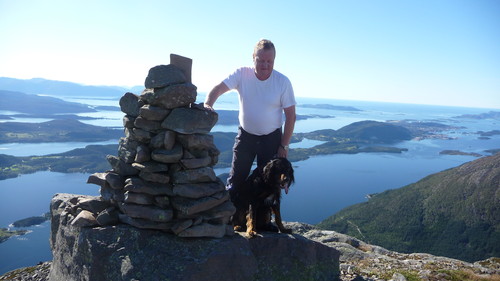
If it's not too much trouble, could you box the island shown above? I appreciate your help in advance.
[297,104,362,111]
[12,213,51,227]
[454,111,500,120]
[0,213,51,244]
[0,119,123,143]
[439,150,482,157]
[0,228,28,243]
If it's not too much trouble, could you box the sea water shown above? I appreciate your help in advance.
[0,94,498,274]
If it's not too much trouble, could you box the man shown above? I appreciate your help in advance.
[204,39,296,193]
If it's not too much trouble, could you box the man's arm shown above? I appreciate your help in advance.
[204,82,229,110]
[278,105,296,158]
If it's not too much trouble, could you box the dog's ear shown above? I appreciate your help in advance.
[262,161,274,182]
[284,159,295,185]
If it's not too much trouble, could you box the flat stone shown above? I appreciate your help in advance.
[96,207,119,226]
[180,156,212,169]
[134,116,162,132]
[124,177,174,196]
[139,105,170,121]
[87,172,107,187]
[151,144,183,163]
[134,145,151,163]
[171,191,229,216]
[99,185,125,202]
[107,155,138,176]
[172,180,225,199]
[177,134,217,151]
[71,210,97,227]
[170,54,192,83]
[119,203,174,222]
[172,167,217,184]
[105,172,125,190]
[139,170,170,184]
[161,107,218,134]
[171,219,193,235]
[77,197,112,213]
[144,64,186,89]
[142,83,197,109]
[176,200,235,221]
[118,137,138,163]
[131,161,169,173]
[163,130,176,150]
[123,115,135,128]
[119,92,144,117]
[124,191,154,205]
[154,195,171,208]
[118,214,174,231]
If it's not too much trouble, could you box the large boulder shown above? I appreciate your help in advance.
[161,107,218,134]
[144,64,186,88]
[49,193,341,281]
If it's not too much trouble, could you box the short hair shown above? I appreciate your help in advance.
[253,39,276,58]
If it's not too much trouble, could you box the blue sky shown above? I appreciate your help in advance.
[1,0,499,108]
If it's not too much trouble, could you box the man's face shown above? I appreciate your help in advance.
[253,48,275,81]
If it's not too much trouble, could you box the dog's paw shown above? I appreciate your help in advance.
[234,225,245,232]
[246,230,257,238]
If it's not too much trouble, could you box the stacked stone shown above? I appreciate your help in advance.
[87,58,235,238]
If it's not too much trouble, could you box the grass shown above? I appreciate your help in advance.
[438,269,500,281]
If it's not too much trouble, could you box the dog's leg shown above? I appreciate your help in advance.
[232,208,246,232]
[246,204,257,238]
[272,205,292,234]
[257,207,278,232]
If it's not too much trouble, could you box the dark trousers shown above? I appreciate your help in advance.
[227,127,282,190]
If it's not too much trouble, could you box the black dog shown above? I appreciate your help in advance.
[229,157,295,238]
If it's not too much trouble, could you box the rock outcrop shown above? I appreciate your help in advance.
[2,207,498,280]
[48,193,341,281]
[86,55,235,238]
[289,222,500,281]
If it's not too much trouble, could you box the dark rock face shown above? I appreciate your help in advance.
[49,194,340,281]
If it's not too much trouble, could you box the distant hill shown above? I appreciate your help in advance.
[0,77,132,98]
[334,120,413,143]
[297,104,362,111]
[0,90,95,114]
[0,119,123,143]
[455,111,500,120]
[317,153,500,262]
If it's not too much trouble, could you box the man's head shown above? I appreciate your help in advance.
[253,39,276,81]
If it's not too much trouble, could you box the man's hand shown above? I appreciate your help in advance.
[204,103,215,111]
[277,145,289,158]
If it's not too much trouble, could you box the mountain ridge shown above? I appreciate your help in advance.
[0,77,131,98]
[318,152,500,262]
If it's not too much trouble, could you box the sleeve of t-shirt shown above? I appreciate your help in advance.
[281,76,296,109]
[222,68,242,90]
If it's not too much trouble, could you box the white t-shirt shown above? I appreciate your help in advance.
[223,67,296,136]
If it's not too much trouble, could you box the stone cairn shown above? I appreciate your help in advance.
[87,54,235,238]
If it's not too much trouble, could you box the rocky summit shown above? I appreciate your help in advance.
[2,215,499,281]
[47,193,340,281]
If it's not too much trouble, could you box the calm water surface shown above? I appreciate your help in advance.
[0,172,99,274]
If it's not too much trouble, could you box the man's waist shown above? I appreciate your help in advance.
[239,126,280,137]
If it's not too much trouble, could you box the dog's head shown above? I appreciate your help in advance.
[262,157,295,194]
